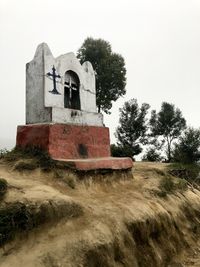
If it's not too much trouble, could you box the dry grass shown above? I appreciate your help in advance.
[0,160,199,266]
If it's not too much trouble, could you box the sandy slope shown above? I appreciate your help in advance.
[0,161,200,266]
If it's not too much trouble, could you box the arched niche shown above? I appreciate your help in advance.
[64,70,81,110]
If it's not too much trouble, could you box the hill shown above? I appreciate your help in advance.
[0,157,200,267]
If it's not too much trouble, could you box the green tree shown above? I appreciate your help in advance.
[173,127,200,164]
[110,144,134,158]
[115,99,150,158]
[142,147,162,162]
[77,37,126,114]
[149,102,186,162]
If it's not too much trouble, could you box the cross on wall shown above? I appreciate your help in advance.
[64,77,78,100]
[46,65,61,94]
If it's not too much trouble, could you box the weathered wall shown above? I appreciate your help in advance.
[26,43,52,124]
[26,43,102,126]
[16,123,111,159]
[52,108,103,126]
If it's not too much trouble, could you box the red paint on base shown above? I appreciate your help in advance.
[16,124,111,159]
[54,157,133,171]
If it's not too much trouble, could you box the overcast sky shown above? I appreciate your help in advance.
[0,0,200,149]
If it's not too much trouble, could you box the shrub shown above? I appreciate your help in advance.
[172,127,200,164]
[66,177,76,189]
[0,149,9,159]
[14,160,38,171]
[159,176,175,193]
[176,179,188,191]
[110,144,135,158]
[168,163,200,182]
[142,147,162,162]
[0,200,83,246]
[157,175,187,197]
[0,178,8,199]
[3,146,55,171]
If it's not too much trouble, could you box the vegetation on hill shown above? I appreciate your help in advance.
[114,98,150,158]
[0,146,55,171]
[111,99,200,171]
[0,160,199,266]
[77,37,126,114]
[149,102,186,162]
[76,37,199,167]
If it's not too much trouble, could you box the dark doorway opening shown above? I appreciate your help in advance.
[64,70,81,110]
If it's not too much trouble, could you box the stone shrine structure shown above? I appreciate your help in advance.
[16,43,132,170]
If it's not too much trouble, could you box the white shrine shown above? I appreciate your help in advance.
[16,43,132,171]
[26,43,103,126]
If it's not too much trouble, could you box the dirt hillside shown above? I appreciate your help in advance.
[0,159,200,267]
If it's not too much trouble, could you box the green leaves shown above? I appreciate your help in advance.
[149,102,186,162]
[150,102,186,138]
[115,99,150,157]
[115,100,187,161]
[173,127,200,164]
[77,38,126,114]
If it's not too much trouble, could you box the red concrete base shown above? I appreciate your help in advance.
[53,157,133,171]
[16,123,111,159]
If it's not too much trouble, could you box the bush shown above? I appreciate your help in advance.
[157,175,187,197]
[14,160,38,171]
[110,144,136,159]
[172,127,200,164]
[3,146,56,171]
[168,163,200,182]
[0,200,83,246]
[176,179,188,191]
[0,149,9,159]
[0,178,8,199]
[142,147,162,162]
[159,176,175,193]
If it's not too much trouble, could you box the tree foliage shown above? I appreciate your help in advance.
[115,99,150,157]
[77,37,126,114]
[142,147,162,162]
[110,144,135,158]
[149,102,186,162]
[173,127,200,164]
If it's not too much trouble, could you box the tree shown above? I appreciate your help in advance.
[77,37,126,114]
[115,99,150,158]
[173,127,200,164]
[149,102,186,162]
[110,144,135,158]
[142,147,162,162]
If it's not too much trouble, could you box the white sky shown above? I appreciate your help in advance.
[0,0,200,149]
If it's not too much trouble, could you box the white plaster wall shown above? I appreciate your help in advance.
[82,61,96,112]
[26,43,52,124]
[52,108,103,126]
[26,43,102,126]
[44,52,96,113]
[44,56,64,108]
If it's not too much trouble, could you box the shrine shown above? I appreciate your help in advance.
[16,43,132,170]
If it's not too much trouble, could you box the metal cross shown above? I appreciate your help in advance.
[46,65,61,94]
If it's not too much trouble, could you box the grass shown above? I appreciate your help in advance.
[0,149,9,159]
[0,178,8,199]
[159,176,175,193]
[13,159,38,171]
[53,169,76,189]
[2,146,56,171]
[0,200,83,247]
[157,175,188,198]
[167,162,200,182]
